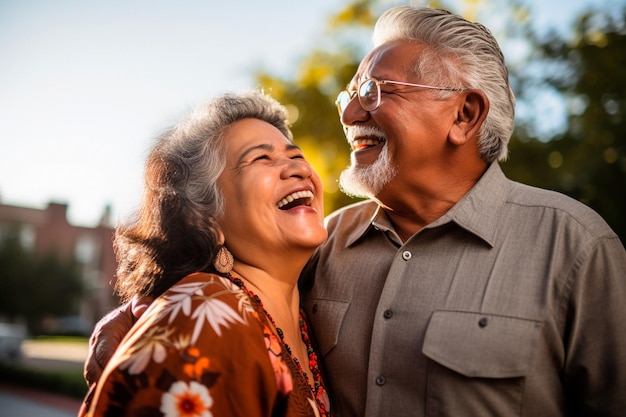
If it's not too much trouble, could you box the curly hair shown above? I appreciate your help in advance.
[373,6,516,162]
[114,90,292,302]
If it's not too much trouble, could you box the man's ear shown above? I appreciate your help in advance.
[449,89,489,146]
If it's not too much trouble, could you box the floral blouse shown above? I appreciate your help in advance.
[80,272,331,417]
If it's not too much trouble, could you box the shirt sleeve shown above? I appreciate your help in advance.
[562,235,626,415]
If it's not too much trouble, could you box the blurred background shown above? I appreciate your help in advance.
[0,0,624,397]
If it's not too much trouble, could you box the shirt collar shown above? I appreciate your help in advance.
[430,162,508,247]
[342,201,381,247]
[345,163,508,247]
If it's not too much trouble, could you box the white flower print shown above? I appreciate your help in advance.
[119,325,175,374]
[160,380,213,417]
[171,332,192,351]
[190,298,245,343]
[159,281,208,323]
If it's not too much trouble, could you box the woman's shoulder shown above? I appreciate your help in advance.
[146,272,259,342]
[87,272,289,416]
[161,272,238,301]
[107,270,270,384]
[169,271,236,294]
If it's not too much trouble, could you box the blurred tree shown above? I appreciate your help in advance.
[504,6,626,242]
[0,229,27,321]
[0,227,84,334]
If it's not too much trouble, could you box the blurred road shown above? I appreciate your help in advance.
[0,339,88,417]
[0,384,82,417]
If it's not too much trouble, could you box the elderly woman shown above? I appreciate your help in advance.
[80,90,331,417]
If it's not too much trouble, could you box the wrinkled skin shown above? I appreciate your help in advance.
[83,297,151,385]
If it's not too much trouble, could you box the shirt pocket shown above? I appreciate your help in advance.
[422,310,542,378]
[302,298,349,357]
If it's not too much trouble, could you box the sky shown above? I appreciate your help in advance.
[0,0,620,227]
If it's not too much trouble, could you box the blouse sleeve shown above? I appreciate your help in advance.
[83,274,283,417]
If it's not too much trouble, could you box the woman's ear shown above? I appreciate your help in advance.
[448,89,490,146]
[216,228,225,246]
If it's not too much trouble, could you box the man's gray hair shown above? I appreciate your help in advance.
[373,6,515,162]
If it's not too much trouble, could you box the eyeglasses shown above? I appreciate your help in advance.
[335,77,466,116]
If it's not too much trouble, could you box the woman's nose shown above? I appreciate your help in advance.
[281,157,312,179]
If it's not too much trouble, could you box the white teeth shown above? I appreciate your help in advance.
[277,190,314,209]
[352,138,382,147]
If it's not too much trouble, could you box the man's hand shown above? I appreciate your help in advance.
[83,297,152,385]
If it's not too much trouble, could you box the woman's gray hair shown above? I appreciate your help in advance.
[373,6,515,162]
[157,90,292,219]
[114,90,292,301]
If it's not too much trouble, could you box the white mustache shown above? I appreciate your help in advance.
[346,125,387,142]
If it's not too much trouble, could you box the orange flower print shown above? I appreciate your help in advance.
[182,347,211,379]
[160,381,213,417]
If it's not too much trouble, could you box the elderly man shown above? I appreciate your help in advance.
[300,6,626,417]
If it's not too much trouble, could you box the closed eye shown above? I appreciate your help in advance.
[252,154,271,162]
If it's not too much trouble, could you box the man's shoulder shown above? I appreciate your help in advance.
[506,180,616,239]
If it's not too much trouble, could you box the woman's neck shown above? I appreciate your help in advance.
[229,263,312,380]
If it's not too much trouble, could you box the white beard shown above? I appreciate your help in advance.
[339,143,397,199]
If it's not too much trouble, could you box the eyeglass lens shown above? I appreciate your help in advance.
[358,79,380,111]
[337,79,381,115]
[336,91,352,115]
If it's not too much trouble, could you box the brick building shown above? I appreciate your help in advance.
[0,201,118,333]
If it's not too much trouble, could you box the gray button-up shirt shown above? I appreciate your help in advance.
[300,163,626,417]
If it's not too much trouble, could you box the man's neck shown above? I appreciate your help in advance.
[376,163,489,242]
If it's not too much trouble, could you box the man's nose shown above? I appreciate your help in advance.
[340,95,370,127]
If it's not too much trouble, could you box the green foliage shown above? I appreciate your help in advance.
[0,362,87,399]
[328,0,377,29]
[504,6,626,242]
[0,226,84,333]
[0,229,29,317]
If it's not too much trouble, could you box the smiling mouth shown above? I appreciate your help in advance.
[351,138,385,151]
[277,190,314,210]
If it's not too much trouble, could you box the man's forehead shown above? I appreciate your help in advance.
[351,40,425,84]
[350,44,390,84]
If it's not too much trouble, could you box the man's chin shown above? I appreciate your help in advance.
[340,144,397,198]
[339,167,379,199]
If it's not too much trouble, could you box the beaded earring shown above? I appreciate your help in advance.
[213,245,234,273]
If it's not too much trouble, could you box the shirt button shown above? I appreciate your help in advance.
[383,309,393,319]
[312,304,318,314]
[478,317,488,328]
[402,251,412,260]
[375,375,386,386]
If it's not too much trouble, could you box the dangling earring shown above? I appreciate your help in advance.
[213,245,234,273]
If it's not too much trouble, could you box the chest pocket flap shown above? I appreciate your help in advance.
[302,298,349,357]
[423,310,542,378]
